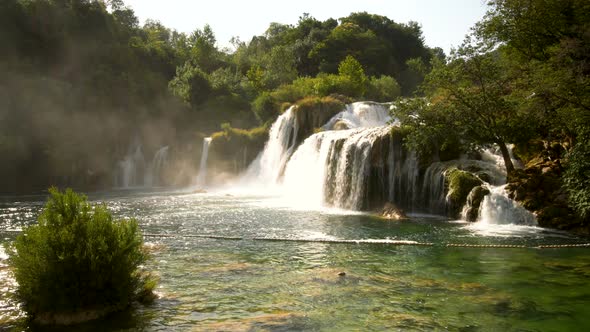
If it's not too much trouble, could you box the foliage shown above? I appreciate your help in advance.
[563,132,590,221]
[366,75,401,102]
[337,55,368,97]
[169,62,212,107]
[395,43,538,176]
[8,188,154,315]
[252,92,278,123]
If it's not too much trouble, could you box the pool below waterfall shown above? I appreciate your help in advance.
[1,189,589,331]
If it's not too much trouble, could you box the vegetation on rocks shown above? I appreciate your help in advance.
[394,0,590,229]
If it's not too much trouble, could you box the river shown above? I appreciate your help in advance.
[1,189,589,331]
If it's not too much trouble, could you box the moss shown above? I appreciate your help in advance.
[208,124,270,175]
[292,96,345,146]
[446,168,483,217]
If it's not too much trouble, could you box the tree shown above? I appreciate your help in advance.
[338,55,367,97]
[9,188,156,319]
[395,42,536,176]
[169,62,212,107]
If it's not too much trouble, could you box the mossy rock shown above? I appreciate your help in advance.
[463,186,490,222]
[446,168,483,217]
[208,124,269,174]
[293,96,345,146]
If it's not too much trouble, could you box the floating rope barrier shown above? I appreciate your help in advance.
[140,233,590,249]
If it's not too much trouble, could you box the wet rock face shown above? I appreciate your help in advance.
[507,155,587,234]
[446,169,483,218]
[463,186,491,222]
[380,202,407,220]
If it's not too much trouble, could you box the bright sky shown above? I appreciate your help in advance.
[124,0,489,54]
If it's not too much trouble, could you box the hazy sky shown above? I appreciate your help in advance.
[124,0,489,54]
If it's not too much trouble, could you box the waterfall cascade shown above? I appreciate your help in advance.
[196,137,212,187]
[242,101,536,226]
[145,146,169,187]
[243,106,298,186]
[115,143,170,188]
[477,185,537,225]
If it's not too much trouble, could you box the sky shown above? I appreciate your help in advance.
[124,0,489,54]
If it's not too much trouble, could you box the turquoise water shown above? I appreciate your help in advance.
[1,190,589,331]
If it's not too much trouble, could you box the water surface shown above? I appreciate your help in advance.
[1,190,589,331]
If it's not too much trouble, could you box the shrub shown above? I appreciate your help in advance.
[366,75,401,102]
[9,188,155,318]
[252,92,278,123]
[563,135,590,222]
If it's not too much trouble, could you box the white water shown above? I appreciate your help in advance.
[477,185,537,226]
[243,106,299,188]
[236,100,537,229]
[115,142,169,188]
[323,102,392,130]
[196,137,212,187]
[145,146,169,187]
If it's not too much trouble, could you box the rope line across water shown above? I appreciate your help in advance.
[141,233,590,250]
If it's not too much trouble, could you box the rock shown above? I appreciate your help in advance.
[338,271,346,277]
[446,169,483,218]
[506,148,587,234]
[463,186,490,222]
[332,120,350,131]
[192,189,207,194]
[380,202,407,220]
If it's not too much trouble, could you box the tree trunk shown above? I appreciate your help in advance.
[497,141,515,177]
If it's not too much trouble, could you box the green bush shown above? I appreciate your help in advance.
[366,75,401,102]
[9,188,155,316]
[252,92,278,123]
[564,135,590,221]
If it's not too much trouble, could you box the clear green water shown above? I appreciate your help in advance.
[1,190,589,331]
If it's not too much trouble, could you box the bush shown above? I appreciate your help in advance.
[252,92,278,123]
[9,188,155,318]
[564,135,590,221]
[366,75,401,102]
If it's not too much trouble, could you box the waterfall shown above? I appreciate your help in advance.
[243,106,299,186]
[242,100,536,223]
[477,185,537,226]
[116,143,146,188]
[115,143,169,188]
[145,146,169,187]
[281,103,400,210]
[323,102,392,130]
[196,137,212,187]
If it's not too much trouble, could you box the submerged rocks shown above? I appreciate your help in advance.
[380,202,408,220]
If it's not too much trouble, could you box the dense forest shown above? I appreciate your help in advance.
[0,0,588,229]
[0,0,436,192]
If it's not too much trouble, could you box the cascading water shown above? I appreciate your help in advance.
[145,146,169,187]
[244,100,537,226]
[196,137,212,187]
[477,185,536,226]
[115,142,169,188]
[116,143,146,188]
[243,106,299,186]
[322,102,392,130]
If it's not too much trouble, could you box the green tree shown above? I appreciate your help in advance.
[169,62,212,107]
[338,55,367,97]
[9,188,156,316]
[395,43,536,176]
